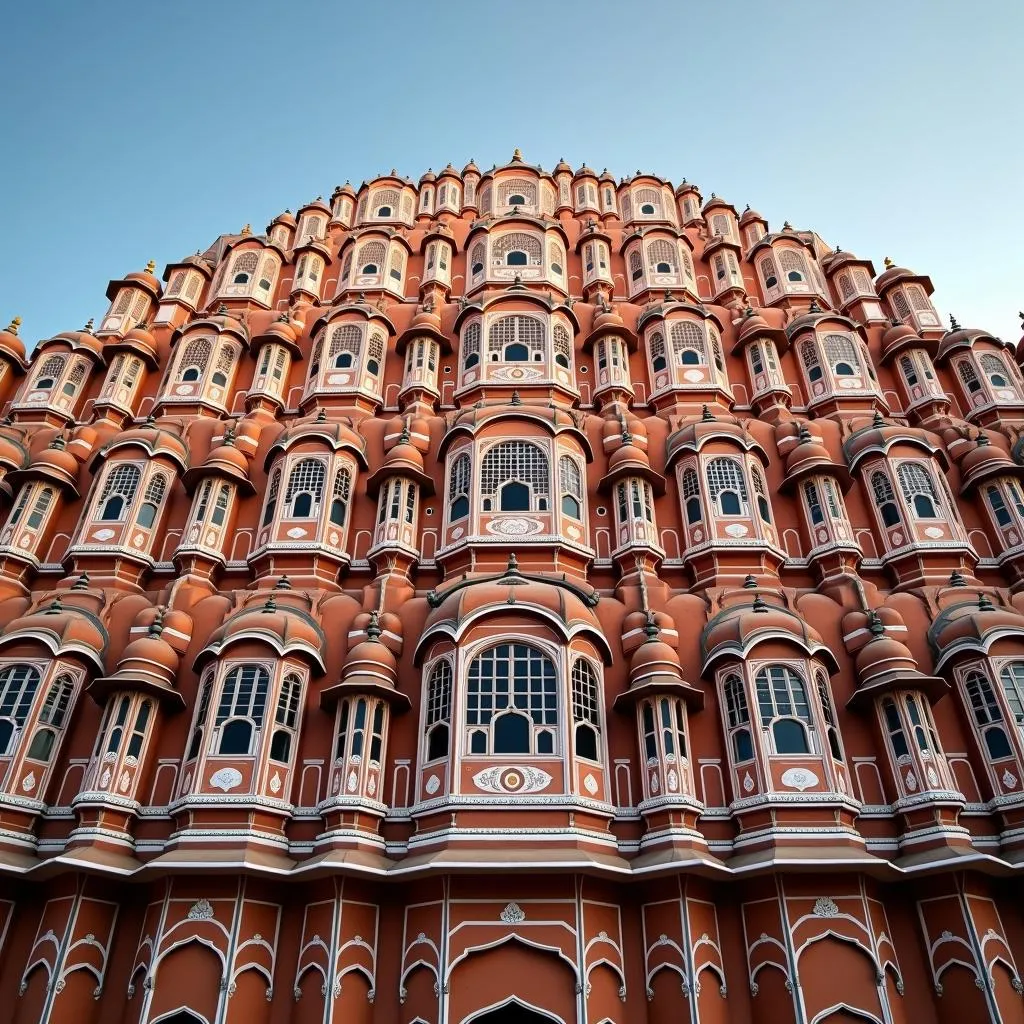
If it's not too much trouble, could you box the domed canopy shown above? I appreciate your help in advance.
[842,414,944,473]
[44,324,105,361]
[738,205,766,226]
[105,261,162,302]
[701,597,837,674]
[0,429,28,479]
[785,306,859,342]
[439,401,592,461]
[848,612,947,708]
[89,608,188,708]
[366,425,434,496]
[929,594,1024,671]
[878,320,925,363]
[0,597,108,672]
[665,410,768,471]
[0,317,27,366]
[7,434,82,496]
[269,209,297,229]
[416,558,609,664]
[252,314,303,359]
[583,303,638,352]
[106,323,160,367]
[264,412,367,468]
[874,258,932,293]
[182,430,254,495]
[599,431,666,494]
[96,423,190,473]
[320,612,409,711]
[733,307,788,354]
[613,615,704,710]
[936,325,1002,363]
[956,435,1024,494]
[197,590,327,674]
[779,424,851,492]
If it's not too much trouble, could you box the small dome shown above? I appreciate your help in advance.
[462,159,480,175]
[49,324,104,360]
[735,308,787,348]
[101,423,190,470]
[879,320,923,361]
[574,163,597,178]
[438,163,461,180]
[958,436,1021,492]
[738,206,765,226]
[701,193,731,213]
[936,325,999,362]
[272,210,298,228]
[204,436,253,490]
[0,598,107,671]
[553,157,573,174]
[0,317,27,364]
[608,436,652,474]
[28,437,81,491]
[419,168,437,184]
[0,430,28,472]
[929,594,1024,668]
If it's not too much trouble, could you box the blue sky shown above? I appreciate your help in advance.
[2,0,1021,348]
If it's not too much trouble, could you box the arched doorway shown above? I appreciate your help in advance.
[470,999,561,1024]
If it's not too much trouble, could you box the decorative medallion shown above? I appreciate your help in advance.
[566,525,582,540]
[693,528,703,542]
[743,771,754,792]
[650,773,659,793]
[132,532,145,546]
[367,775,377,796]
[451,527,465,540]
[187,899,215,921]
[93,529,116,541]
[118,771,131,793]
[209,767,243,792]
[269,772,282,794]
[666,769,679,792]
[781,768,818,792]
[346,770,358,793]
[924,527,944,539]
[583,773,599,795]
[813,897,839,918]
[99,769,111,788]
[485,517,543,536]
[724,523,749,538]
[839,378,861,389]
[472,765,552,794]
[286,527,308,538]
[1003,769,1018,790]
[21,771,36,793]
[892,531,904,545]
[424,774,441,795]
[926,766,939,787]
[905,770,917,792]
[500,902,526,924]
[683,369,704,383]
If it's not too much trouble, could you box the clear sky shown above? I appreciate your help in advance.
[2,0,1021,348]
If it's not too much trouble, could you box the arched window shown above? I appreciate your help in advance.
[216,665,270,755]
[26,487,54,531]
[706,458,748,517]
[270,673,302,763]
[871,471,901,527]
[178,337,212,382]
[649,331,667,373]
[230,251,259,285]
[804,481,824,525]
[553,324,572,369]
[559,456,583,519]
[778,249,807,283]
[670,322,706,366]
[210,344,235,388]
[906,694,940,754]
[896,462,940,519]
[285,459,326,518]
[357,241,386,275]
[635,189,661,217]
[548,242,564,276]
[448,453,471,520]
[816,671,843,760]
[571,659,601,761]
[987,486,1012,528]
[136,473,167,528]
[329,467,351,527]
[497,179,537,207]
[800,339,823,382]
[262,467,281,527]
[823,333,860,376]
[328,324,362,369]
[882,697,910,758]
[999,663,1024,727]
[211,484,230,527]
[27,674,75,762]
[462,321,481,370]
[186,677,213,761]
[126,699,151,759]
[980,353,1012,390]
[723,673,753,761]
[466,643,557,755]
[98,464,141,522]
[470,242,485,279]
[759,256,779,290]
[487,315,545,363]
[389,250,404,283]
[964,670,1013,759]
[647,239,677,275]
[751,466,772,523]
[480,441,549,513]
[899,354,918,387]
[0,665,41,755]
[629,250,643,282]
[425,659,452,762]
[492,232,542,268]
[958,360,982,394]
[366,330,385,376]
[755,665,811,754]
[682,468,701,525]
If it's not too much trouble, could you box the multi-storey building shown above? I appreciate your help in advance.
[0,150,1022,1024]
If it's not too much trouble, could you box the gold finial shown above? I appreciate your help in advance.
[241,223,252,236]
[145,259,156,274]
[884,256,895,269]
[512,147,523,161]
[4,316,20,335]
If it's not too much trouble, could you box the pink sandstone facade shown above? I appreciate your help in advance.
[0,150,1023,1024]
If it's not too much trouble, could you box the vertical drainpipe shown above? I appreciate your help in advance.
[574,875,587,1024]
[676,876,699,1024]
[957,880,1002,1024]
[774,876,808,1024]
[214,877,244,1024]
[325,876,343,1024]
[439,875,451,1024]
[39,878,84,1024]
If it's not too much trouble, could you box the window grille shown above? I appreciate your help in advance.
[854,269,873,293]
[909,285,931,311]
[275,674,302,729]
[143,473,167,506]
[98,464,141,520]
[647,238,677,271]
[896,462,940,517]
[838,273,854,299]
[167,272,185,297]
[480,441,549,512]
[34,354,66,388]
[38,675,73,727]
[571,658,601,754]
[113,291,132,314]
[448,453,471,519]
[487,315,545,361]
[628,250,643,281]
[871,471,900,527]
[479,185,491,213]
[389,250,404,282]
[357,241,386,271]
[816,671,843,759]
[755,665,812,754]
[958,360,982,393]
[285,459,326,516]
[231,251,259,281]
[634,187,661,215]
[999,664,1024,725]
[215,665,270,756]
[980,353,1012,388]
[548,242,564,274]
[649,331,667,372]
[706,457,748,513]
[800,338,822,381]
[329,324,362,367]
[426,660,451,728]
[559,456,583,518]
[620,194,632,221]
[497,179,537,206]
[0,665,41,754]
[778,249,807,282]
[553,324,572,367]
[670,322,706,365]
[823,333,860,375]
[492,232,542,265]
[463,321,481,368]
[711,213,729,237]
[891,291,911,320]
[804,481,824,525]
[179,337,212,379]
[373,188,400,214]
[681,249,694,279]
[466,643,557,755]
[262,467,281,526]
[759,255,779,288]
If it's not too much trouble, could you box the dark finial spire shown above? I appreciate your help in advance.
[223,423,237,446]
[316,407,327,422]
[366,609,382,640]
[977,433,991,447]
[808,299,821,313]
[217,303,229,316]
[146,413,156,425]
[399,421,410,443]
[701,405,715,422]
[49,433,66,451]
[872,410,885,428]
[83,318,94,333]
[504,552,520,576]
[752,594,768,613]
[867,609,885,636]
[742,575,758,589]
[743,305,755,319]
[643,610,660,641]
[948,570,967,587]
[45,596,63,615]
[262,593,277,613]
[949,313,961,331]
[979,593,994,612]
[275,575,291,590]
[798,422,813,443]
[71,572,89,590]
[511,390,522,406]
[149,607,165,637]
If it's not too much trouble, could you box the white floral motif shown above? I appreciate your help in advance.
[781,768,819,792]
[210,767,243,792]
[269,772,282,794]
[500,902,526,924]
[742,771,754,793]
[473,766,552,794]
[583,774,599,795]
[813,897,839,917]
[21,771,36,793]
[346,770,358,793]
[424,774,440,795]
[905,770,917,792]
[188,899,215,920]
[1003,769,1018,790]
[118,771,131,793]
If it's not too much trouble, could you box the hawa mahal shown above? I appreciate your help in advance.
[0,150,1022,1024]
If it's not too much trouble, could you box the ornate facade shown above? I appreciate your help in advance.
[0,150,1023,1024]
